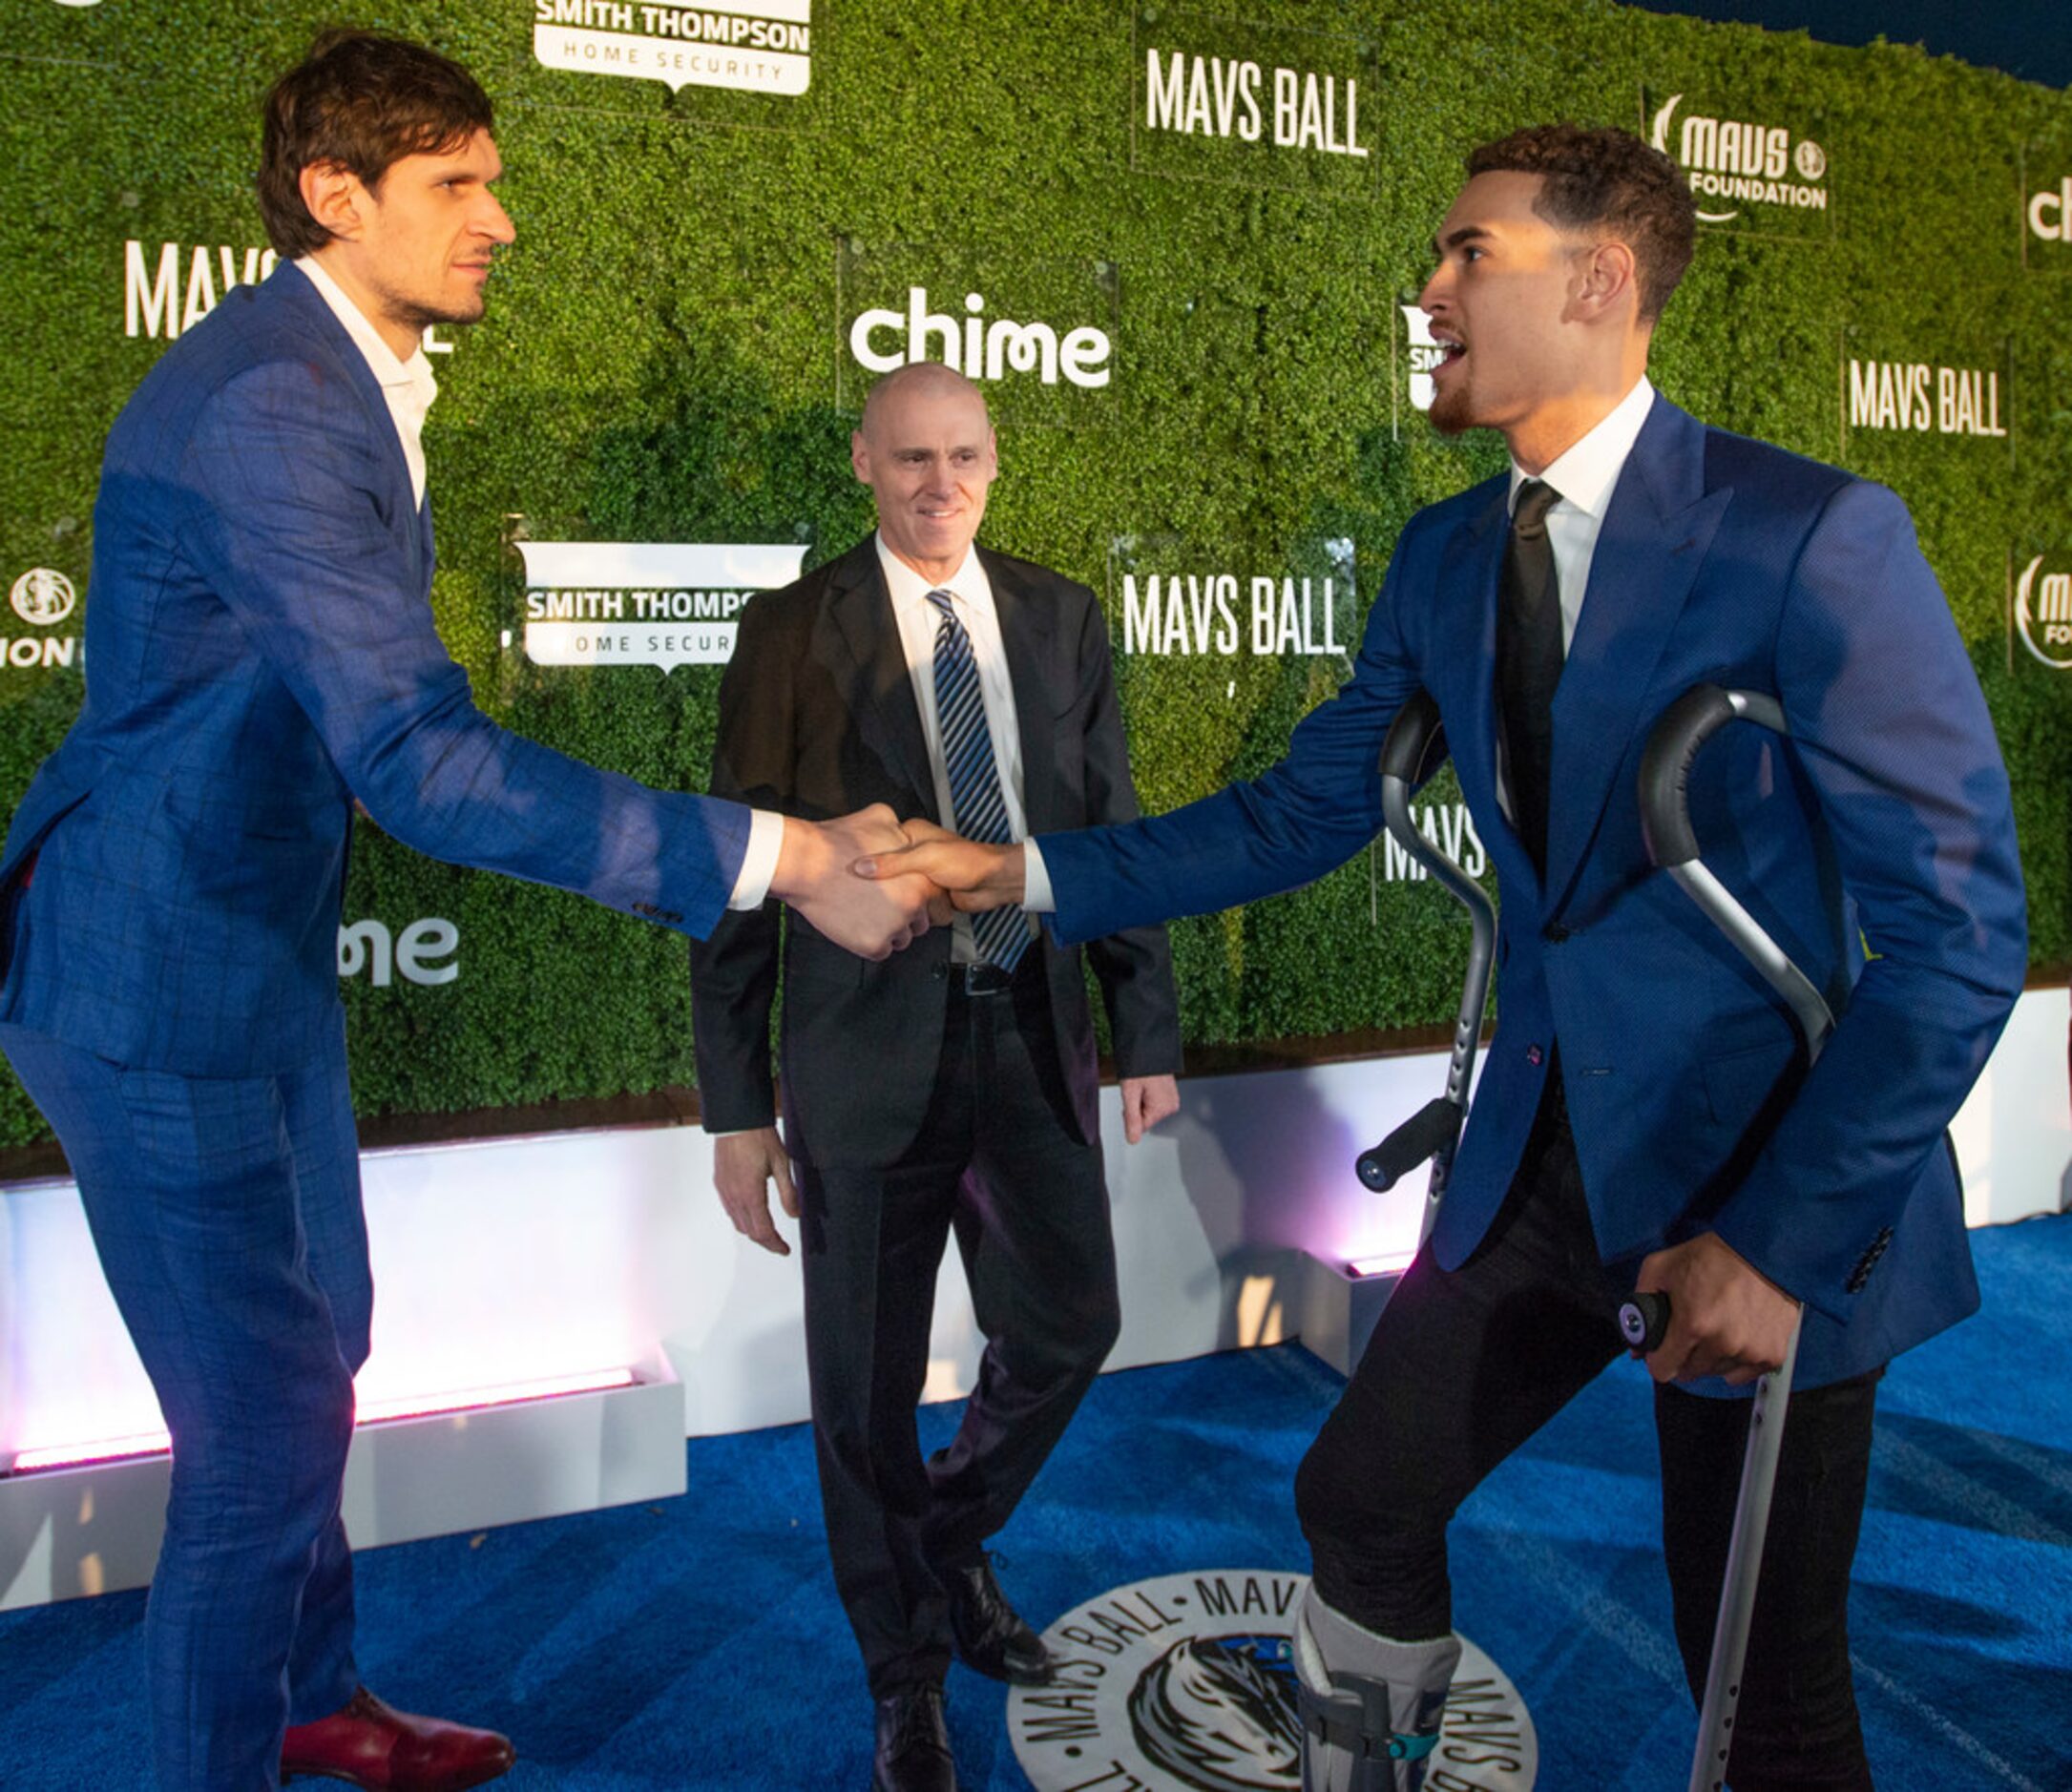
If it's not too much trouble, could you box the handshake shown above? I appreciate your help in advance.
[767,804,1026,959]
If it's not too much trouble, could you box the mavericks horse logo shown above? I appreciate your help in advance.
[1008,1570,1537,1791]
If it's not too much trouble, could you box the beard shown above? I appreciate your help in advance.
[1428,373,1474,437]
[389,290,487,333]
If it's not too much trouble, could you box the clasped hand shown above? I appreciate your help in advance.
[769,804,953,959]
[850,817,1025,910]
[769,808,1024,959]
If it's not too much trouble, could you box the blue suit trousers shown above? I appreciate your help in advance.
[3,1020,367,1792]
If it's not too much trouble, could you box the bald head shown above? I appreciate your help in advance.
[858,361,991,442]
[852,362,999,585]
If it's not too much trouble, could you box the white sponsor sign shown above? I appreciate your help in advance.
[1847,360,2007,438]
[515,540,807,669]
[3,570,81,671]
[339,918,460,987]
[2015,554,2072,669]
[1385,802,1487,881]
[1402,304,1443,413]
[532,0,813,95]
[1120,573,1347,657]
[1142,50,1371,158]
[1649,92,1828,226]
[848,286,1113,389]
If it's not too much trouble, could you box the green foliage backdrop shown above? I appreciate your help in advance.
[1,0,2066,1144]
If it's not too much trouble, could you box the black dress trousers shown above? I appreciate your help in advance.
[794,963,1122,1698]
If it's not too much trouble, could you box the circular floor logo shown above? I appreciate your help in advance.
[1008,1569,1537,1790]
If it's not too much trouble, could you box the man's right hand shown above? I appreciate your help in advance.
[713,1126,799,1256]
[769,804,950,958]
[852,817,1026,911]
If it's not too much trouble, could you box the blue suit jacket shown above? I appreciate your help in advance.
[0,262,750,1076]
[1040,397,2028,1388]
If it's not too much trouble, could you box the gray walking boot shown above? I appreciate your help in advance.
[1292,1586,1461,1792]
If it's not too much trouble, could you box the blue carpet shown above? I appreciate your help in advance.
[3,1213,2067,1789]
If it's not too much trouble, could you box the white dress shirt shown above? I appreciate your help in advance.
[875,533,1040,961]
[296,256,439,509]
[292,257,783,906]
[1023,378,1660,909]
[1507,374,1656,653]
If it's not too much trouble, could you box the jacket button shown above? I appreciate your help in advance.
[1526,1044,1543,1066]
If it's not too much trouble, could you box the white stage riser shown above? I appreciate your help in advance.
[0,1376,684,1612]
[1,986,2062,1610]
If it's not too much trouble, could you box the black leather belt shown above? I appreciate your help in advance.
[961,962,1016,996]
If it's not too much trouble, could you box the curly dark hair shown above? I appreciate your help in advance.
[257,31,493,259]
[1466,124,1696,323]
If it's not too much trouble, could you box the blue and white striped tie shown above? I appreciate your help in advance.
[927,589,1030,973]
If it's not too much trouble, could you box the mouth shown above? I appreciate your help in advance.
[1430,326,1467,373]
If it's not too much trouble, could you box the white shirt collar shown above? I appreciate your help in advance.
[873,532,991,615]
[1509,375,1655,519]
[294,255,439,410]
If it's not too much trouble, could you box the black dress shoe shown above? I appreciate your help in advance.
[940,1553,1055,1685]
[872,1684,957,1792]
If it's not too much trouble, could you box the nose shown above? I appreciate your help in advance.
[1415,264,1448,314]
[479,191,516,246]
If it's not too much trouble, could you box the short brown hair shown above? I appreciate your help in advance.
[1466,124,1696,323]
[257,31,493,258]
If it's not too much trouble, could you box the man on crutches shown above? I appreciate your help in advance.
[864,123,2027,1787]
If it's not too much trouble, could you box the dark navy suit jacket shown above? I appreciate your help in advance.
[1039,397,2028,1389]
[0,262,750,1076]
[690,538,1180,1169]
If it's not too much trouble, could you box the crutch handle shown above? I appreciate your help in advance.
[1619,1290,1670,1354]
[1356,1096,1463,1192]
[1379,688,1450,788]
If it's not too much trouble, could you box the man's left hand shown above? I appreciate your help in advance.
[1120,1075,1180,1144]
[1634,1232,1800,1386]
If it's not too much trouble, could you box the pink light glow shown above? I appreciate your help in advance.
[1347,1249,1416,1279]
[7,1366,638,1477]
[12,1428,173,1473]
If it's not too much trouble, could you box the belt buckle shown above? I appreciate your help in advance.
[962,962,1014,996]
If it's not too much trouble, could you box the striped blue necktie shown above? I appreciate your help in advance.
[926,589,1030,972]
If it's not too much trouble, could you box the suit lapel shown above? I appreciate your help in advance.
[1433,480,1541,899]
[1543,398,1731,908]
[826,541,940,819]
[982,549,1060,836]
[274,264,423,556]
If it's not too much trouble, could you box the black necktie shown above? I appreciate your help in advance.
[1496,478,1562,876]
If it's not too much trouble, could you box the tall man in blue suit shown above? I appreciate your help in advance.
[0,32,940,1792]
[864,126,2028,1788]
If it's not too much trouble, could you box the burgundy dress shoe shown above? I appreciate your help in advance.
[281,1687,516,1790]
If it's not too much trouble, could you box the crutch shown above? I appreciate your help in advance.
[1618,685,1834,1792]
[1354,690,1496,1248]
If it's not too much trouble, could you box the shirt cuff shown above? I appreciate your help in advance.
[727,809,785,910]
[1020,838,1056,913]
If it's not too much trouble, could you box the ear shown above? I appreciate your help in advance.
[850,429,871,485]
[982,426,999,481]
[1575,238,1639,322]
[298,160,367,243]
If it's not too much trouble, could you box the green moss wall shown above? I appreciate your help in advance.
[1,0,2064,1142]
